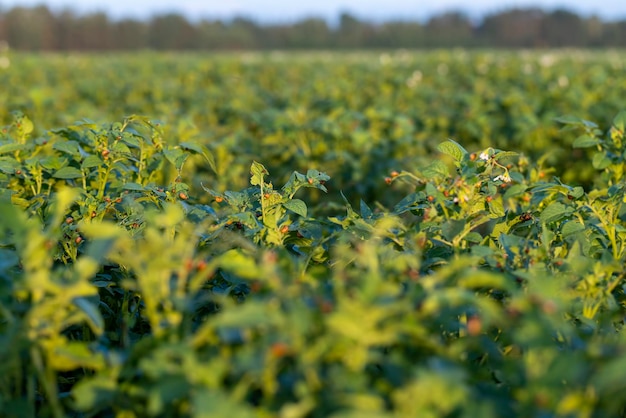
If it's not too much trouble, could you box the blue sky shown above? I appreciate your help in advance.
[1,0,625,22]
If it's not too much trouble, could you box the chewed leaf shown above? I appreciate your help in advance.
[250,161,268,186]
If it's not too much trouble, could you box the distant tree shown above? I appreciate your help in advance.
[585,16,604,47]
[113,19,148,50]
[195,19,229,49]
[425,12,474,47]
[79,12,112,50]
[55,10,79,50]
[601,21,626,47]
[289,18,331,48]
[480,9,545,47]
[3,6,57,50]
[148,13,196,50]
[0,5,625,51]
[226,17,261,49]
[337,12,374,48]
[541,9,587,47]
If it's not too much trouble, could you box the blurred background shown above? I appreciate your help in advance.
[0,0,625,50]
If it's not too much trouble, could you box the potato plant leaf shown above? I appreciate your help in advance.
[572,135,600,148]
[180,141,217,174]
[250,161,268,187]
[53,166,82,179]
[540,201,573,223]
[283,199,307,218]
[437,139,468,162]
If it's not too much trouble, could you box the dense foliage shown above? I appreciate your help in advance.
[2,51,626,202]
[1,52,626,417]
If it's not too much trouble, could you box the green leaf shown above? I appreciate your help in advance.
[441,219,465,241]
[305,169,330,192]
[572,135,600,148]
[464,232,483,243]
[40,156,65,171]
[111,141,131,156]
[49,341,105,371]
[555,115,581,125]
[213,302,281,329]
[20,116,34,134]
[72,376,117,412]
[458,271,513,291]
[180,141,217,173]
[562,220,585,237]
[591,355,626,394]
[53,166,83,179]
[613,110,626,132]
[53,140,81,156]
[73,297,104,335]
[123,182,145,191]
[0,248,19,270]
[215,249,260,280]
[193,389,257,418]
[471,245,494,257]
[392,192,421,215]
[493,151,519,161]
[283,199,307,217]
[540,201,573,223]
[488,197,505,218]
[569,186,585,199]
[0,142,27,155]
[421,160,449,178]
[360,199,373,219]
[80,222,125,240]
[250,161,268,186]
[503,184,527,200]
[163,147,188,171]
[81,155,103,169]
[0,158,20,174]
[592,152,612,170]
[437,139,467,162]
[120,133,141,148]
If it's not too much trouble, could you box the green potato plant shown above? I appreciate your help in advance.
[2,83,626,416]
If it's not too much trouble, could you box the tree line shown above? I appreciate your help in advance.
[0,5,625,51]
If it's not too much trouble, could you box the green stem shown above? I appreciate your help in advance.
[260,180,266,225]
[31,347,63,418]
[97,164,113,200]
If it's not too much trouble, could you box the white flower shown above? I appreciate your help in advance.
[479,152,489,161]
[494,173,511,183]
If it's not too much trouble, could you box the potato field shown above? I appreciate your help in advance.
[1,50,626,417]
